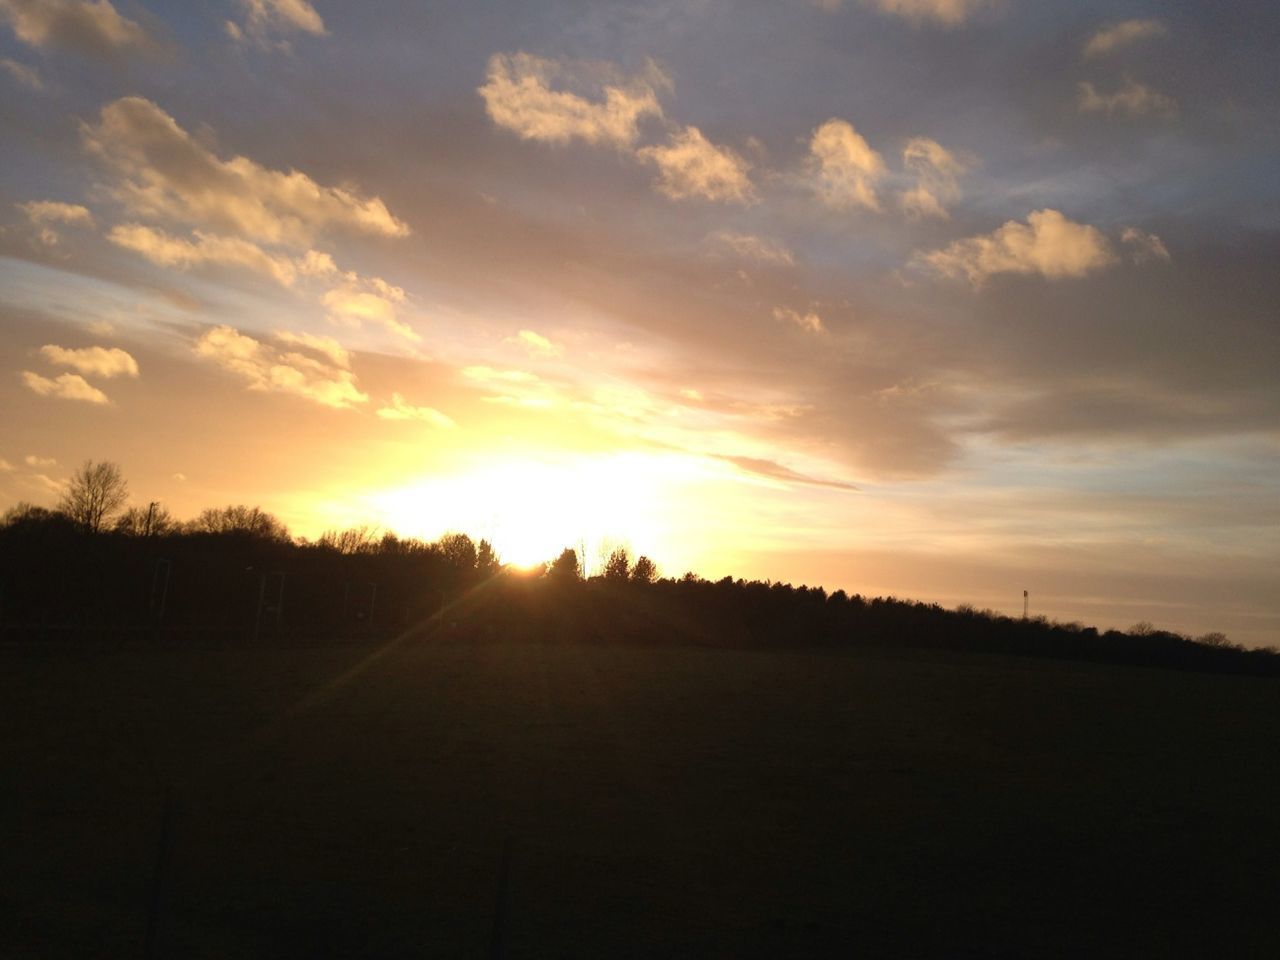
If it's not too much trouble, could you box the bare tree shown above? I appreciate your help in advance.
[114,503,176,536]
[59,460,129,532]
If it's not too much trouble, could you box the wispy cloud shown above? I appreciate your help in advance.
[1083,19,1168,59]
[0,56,40,88]
[227,0,325,45]
[709,231,795,266]
[899,137,967,220]
[807,118,885,212]
[865,0,994,27]
[375,393,456,428]
[1078,79,1176,118]
[638,126,755,203]
[1120,227,1171,264]
[479,52,665,148]
[506,329,563,358]
[913,208,1117,286]
[773,306,826,334]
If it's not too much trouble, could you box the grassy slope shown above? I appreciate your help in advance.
[3,639,1279,958]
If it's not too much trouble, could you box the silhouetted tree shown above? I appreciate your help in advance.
[547,547,583,582]
[631,555,658,584]
[318,525,380,554]
[115,503,176,536]
[437,532,478,572]
[59,460,128,532]
[602,546,631,582]
[189,505,290,541]
[476,539,500,577]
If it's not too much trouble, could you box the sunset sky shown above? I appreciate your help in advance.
[1,1,1277,645]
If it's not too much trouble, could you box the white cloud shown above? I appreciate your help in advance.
[913,208,1117,286]
[709,231,795,266]
[230,0,325,43]
[899,137,966,220]
[83,97,409,247]
[0,57,41,88]
[1121,227,1171,264]
[807,118,885,212]
[866,0,993,27]
[1078,80,1176,118]
[506,329,562,357]
[24,454,56,468]
[0,458,13,472]
[375,393,456,429]
[773,306,826,334]
[1083,19,1168,59]
[21,371,110,404]
[194,325,368,409]
[172,472,186,481]
[0,0,154,55]
[479,52,665,148]
[108,223,303,286]
[39,344,138,378]
[638,126,755,203]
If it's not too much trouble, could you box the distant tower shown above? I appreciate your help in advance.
[1023,590,1029,620]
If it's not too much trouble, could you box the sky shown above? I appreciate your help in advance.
[1,0,1277,645]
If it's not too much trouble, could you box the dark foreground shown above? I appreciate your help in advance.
[4,638,1279,958]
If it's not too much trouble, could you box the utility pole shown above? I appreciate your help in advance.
[145,501,159,537]
[1023,589,1029,620]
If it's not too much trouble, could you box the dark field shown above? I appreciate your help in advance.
[4,638,1279,958]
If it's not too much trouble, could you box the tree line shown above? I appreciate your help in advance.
[2,460,1276,677]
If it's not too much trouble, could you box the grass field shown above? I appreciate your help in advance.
[4,637,1279,958]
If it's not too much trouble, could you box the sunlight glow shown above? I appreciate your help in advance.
[365,451,712,571]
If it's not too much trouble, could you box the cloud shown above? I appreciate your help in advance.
[718,454,858,491]
[709,231,795,266]
[108,223,304,286]
[913,208,1117,286]
[0,458,13,472]
[83,97,409,247]
[462,366,540,384]
[322,274,419,342]
[637,126,755,203]
[0,57,41,89]
[274,330,351,369]
[19,200,93,227]
[39,343,138,378]
[1083,19,1168,59]
[807,118,885,212]
[1121,227,1171,264]
[229,0,325,43]
[24,454,55,468]
[0,0,154,56]
[375,393,456,428]
[865,0,993,27]
[899,137,966,220]
[17,199,94,246]
[507,329,562,357]
[1078,80,1176,118]
[479,52,665,147]
[773,306,826,334]
[21,371,110,404]
[194,324,368,409]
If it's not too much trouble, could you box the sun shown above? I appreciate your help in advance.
[366,451,700,572]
